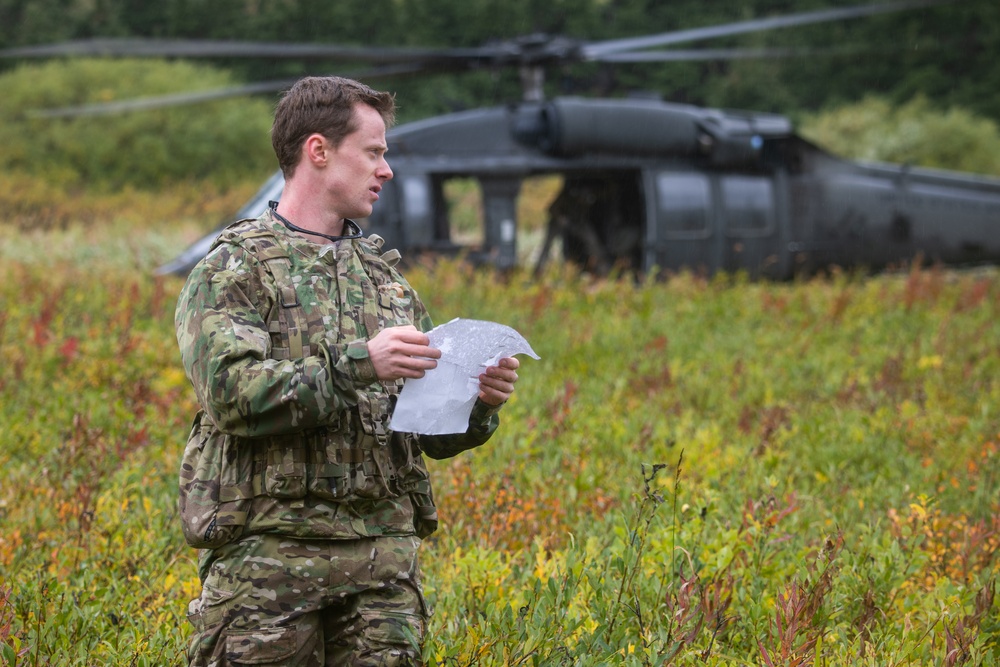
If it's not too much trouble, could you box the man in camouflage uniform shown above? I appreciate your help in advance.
[175,76,520,666]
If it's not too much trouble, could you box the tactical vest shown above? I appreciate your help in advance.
[178,217,438,549]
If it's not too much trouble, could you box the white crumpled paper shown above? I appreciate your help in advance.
[388,318,540,435]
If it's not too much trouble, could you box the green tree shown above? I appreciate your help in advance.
[1,0,998,130]
[800,95,1000,176]
[0,58,275,189]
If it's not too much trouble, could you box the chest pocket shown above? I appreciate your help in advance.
[377,281,414,328]
[362,236,410,330]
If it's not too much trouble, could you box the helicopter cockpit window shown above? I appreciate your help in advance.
[722,176,774,236]
[656,173,710,237]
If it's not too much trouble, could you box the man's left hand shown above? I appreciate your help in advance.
[478,357,520,406]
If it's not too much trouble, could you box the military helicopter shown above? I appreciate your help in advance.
[5,0,998,279]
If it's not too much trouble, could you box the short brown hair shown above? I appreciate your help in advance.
[271,76,396,178]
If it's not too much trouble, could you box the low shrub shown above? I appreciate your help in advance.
[6,231,999,664]
[0,171,261,232]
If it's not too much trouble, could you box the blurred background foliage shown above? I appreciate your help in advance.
[799,95,1000,175]
[0,59,274,190]
[1,0,996,115]
[0,0,998,195]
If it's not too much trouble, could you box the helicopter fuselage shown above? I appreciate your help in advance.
[161,97,1000,278]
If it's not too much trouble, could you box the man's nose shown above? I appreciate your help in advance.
[378,158,393,181]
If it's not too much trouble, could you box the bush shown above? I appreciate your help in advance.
[0,171,262,231]
[2,240,1000,664]
[0,58,276,190]
[799,95,1000,177]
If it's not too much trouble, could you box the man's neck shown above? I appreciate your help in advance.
[275,194,345,240]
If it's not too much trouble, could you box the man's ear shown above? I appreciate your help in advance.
[303,133,328,167]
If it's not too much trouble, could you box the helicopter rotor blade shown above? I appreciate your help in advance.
[24,63,432,119]
[0,37,505,65]
[1,0,954,117]
[4,1,949,67]
[22,43,873,118]
[582,0,952,59]
[27,81,297,118]
[598,45,872,63]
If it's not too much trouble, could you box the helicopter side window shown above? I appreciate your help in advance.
[722,176,774,235]
[656,173,710,237]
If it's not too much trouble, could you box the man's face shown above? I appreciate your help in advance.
[322,103,393,221]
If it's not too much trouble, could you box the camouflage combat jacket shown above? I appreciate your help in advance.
[175,209,500,549]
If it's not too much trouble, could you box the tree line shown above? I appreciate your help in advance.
[0,0,997,123]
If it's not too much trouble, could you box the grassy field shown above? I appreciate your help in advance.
[1,219,998,666]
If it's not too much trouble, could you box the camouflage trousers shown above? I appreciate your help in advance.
[186,533,428,666]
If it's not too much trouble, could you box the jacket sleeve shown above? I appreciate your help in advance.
[175,243,375,437]
[414,398,502,460]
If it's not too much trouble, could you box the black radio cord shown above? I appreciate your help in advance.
[269,201,362,243]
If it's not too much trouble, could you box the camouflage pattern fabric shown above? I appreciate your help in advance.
[186,533,427,666]
[175,211,505,665]
[175,210,502,548]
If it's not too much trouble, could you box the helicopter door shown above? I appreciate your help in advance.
[428,175,519,268]
[650,172,716,275]
[720,175,778,277]
[479,177,521,270]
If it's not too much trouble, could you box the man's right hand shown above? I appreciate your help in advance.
[367,325,441,381]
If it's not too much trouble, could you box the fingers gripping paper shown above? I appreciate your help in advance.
[389,318,539,435]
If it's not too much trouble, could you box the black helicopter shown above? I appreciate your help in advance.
[5,0,998,279]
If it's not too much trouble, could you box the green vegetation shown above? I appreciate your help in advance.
[0,58,275,190]
[1,219,998,664]
[2,0,999,125]
[801,96,1000,176]
[2,3,999,662]
[0,58,275,229]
